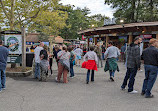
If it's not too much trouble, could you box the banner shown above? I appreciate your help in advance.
[5,35,22,54]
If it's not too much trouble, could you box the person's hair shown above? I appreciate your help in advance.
[43,45,48,51]
[62,46,67,52]
[134,36,141,42]
[149,38,157,45]
[77,46,80,48]
[55,46,59,50]
[0,40,2,45]
[108,41,113,45]
[90,46,94,51]
[68,46,73,52]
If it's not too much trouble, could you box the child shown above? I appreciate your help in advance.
[82,46,98,84]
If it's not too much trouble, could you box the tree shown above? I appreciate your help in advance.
[0,0,61,30]
[104,0,158,23]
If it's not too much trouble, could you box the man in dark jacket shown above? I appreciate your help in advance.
[141,39,158,98]
[0,40,9,92]
[121,36,142,93]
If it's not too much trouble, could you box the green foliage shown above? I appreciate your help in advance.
[105,0,158,23]
[59,6,110,39]
[0,0,62,30]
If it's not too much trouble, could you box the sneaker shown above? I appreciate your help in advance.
[70,76,74,78]
[121,87,126,91]
[86,81,89,84]
[145,94,154,98]
[2,88,6,90]
[129,90,138,94]
[141,92,145,96]
[55,77,59,82]
[110,76,114,82]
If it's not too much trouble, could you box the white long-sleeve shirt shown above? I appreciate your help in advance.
[84,51,98,64]
[74,48,83,56]
[104,46,120,58]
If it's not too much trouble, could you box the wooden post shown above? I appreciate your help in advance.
[87,37,89,50]
[128,35,133,44]
[156,34,158,40]
[106,36,109,49]
[21,27,26,71]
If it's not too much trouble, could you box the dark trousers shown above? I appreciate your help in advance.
[86,70,94,82]
[49,58,53,74]
[121,67,138,92]
[70,61,74,77]
[142,65,158,96]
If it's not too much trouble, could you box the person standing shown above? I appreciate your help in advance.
[104,41,120,81]
[56,46,70,83]
[94,45,103,68]
[121,36,142,93]
[0,40,9,92]
[102,45,106,60]
[141,39,158,98]
[69,47,76,78]
[120,44,126,63]
[82,46,98,84]
[74,46,83,66]
[39,45,49,81]
[53,46,61,64]
[34,42,44,79]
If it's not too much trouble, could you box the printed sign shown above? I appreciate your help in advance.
[5,35,22,54]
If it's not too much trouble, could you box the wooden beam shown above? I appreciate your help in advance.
[128,35,133,44]
[105,36,109,49]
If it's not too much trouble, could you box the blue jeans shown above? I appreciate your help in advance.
[70,61,74,77]
[121,67,138,92]
[142,65,158,96]
[35,63,40,78]
[102,53,104,60]
[0,70,6,91]
[109,71,115,77]
[86,70,94,82]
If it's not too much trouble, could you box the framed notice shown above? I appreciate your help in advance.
[5,35,22,54]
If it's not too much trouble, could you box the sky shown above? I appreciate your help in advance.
[60,0,114,18]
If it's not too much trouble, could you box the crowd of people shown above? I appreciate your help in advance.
[0,37,158,98]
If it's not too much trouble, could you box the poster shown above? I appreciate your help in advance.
[5,35,22,54]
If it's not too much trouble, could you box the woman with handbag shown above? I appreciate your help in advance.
[56,46,70,83]
[82,46,98,84]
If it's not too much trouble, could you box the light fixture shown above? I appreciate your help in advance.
[120,20,124,23]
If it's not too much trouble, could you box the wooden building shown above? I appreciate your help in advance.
[78,22,158,48]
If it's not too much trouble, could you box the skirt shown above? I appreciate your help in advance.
[82,60,98,71]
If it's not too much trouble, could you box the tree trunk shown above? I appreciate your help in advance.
[10,0,15,30]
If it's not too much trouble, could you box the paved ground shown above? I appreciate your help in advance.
[1,60,158,111]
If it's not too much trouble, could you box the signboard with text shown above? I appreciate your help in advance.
[5,35,22,54]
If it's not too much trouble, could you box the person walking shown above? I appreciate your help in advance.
[69,47,76,78]
[104,41,120,81]
[53,46,61,64]
[74,46,83,66]
[56,46,70,83]
[34,42,44,79]
[121,36,142,93]
[39,45,49,81]
[0,40,9,92]
[141,39,158,98]
[102,45,106,60]
[82,46,98,84]
[120,44,126,63]
[94,45,103,68]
